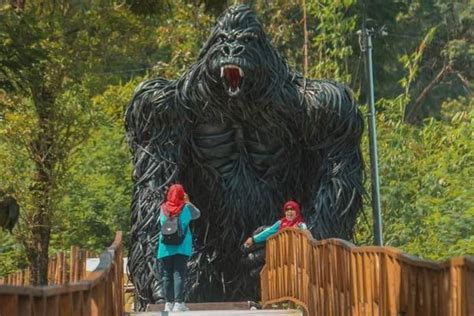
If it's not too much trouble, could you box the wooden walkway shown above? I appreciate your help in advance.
[1,229,473,315]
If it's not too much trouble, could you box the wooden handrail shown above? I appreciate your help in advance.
[260,228,474,316]
[0,231,124,316]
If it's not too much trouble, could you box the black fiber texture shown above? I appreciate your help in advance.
[125,5,364,310]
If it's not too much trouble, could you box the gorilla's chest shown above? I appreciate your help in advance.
[190,119,285,178]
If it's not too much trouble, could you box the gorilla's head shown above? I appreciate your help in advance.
[194,5,290,101]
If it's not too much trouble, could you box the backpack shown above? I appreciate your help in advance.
[161,214,186,245]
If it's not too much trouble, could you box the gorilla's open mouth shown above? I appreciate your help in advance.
[220,64,244,96]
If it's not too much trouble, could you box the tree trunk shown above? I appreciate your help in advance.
[302,0,309,76]
[27,213,51,285]
[10,0,25,10]
[26,88,56,286]
[404,65,451,123]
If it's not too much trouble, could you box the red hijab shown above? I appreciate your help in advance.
[162,184,186,218]
[279,200,304,231]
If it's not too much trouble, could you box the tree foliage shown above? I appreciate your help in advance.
[0,0,472,278]
[0,0,164,282]
[356,96,473,259]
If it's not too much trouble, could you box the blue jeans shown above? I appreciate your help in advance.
[160,254,189,302]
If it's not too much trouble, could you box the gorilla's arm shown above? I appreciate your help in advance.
[125,78,184,309]
[302,79,364,240]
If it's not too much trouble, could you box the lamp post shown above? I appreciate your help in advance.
[359,26,383,246]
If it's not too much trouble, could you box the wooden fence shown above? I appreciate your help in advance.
[260,228,474,316]
[0,231,123,316]
[0,247,89,286]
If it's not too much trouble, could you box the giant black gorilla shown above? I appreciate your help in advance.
[125,5,364,310]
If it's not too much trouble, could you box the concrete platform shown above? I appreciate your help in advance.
[147,302,256,311]
[126,301,303,315]
[127,310,302,315]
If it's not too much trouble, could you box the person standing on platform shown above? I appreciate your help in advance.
[157,184,200,312]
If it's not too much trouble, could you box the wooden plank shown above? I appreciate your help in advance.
[372,252,379,316]
[33,295,46,316]
[408,265,417,315]
[79,249,86,280]
[385,255,397,315]
[18,295,32,316]
[364,253,373,316]
[350,251,358,316]
[92,281,105,316]
[83,289,92,316]
[59,252,65,284]
[451,265,458,316]
[105,273,113,316]
[70,247,78,283]
[466,264,474,316]
[0,294,19,316]
[59,293,74,316]
[46,295,59,316]
[71,290,83,316]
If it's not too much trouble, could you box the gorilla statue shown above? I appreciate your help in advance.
[125,5,364,310]
[0,190,19,233]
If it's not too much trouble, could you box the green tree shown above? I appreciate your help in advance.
[50,82,136,253]
[0,0,164,283]
[373,0,473,121]
[1,0,471,280]
[307,0,357,83]
[356,96,473,259]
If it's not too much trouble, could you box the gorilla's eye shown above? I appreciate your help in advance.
[242,36,253,44]
[216,34,227,43]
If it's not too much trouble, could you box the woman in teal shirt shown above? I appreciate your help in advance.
[244,200,306,247]
[157,184,200,312]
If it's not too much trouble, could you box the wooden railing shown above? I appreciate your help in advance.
[260,228,474,316]
[0,231,124,316]
[0,247,89,286]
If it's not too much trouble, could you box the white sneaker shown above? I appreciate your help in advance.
[172,302,189,312]
[164,302,174,312]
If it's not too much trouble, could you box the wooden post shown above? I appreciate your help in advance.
[70,246,77,282]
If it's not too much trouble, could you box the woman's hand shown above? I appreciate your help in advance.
[183,193,190,203]
[243,237,254,248]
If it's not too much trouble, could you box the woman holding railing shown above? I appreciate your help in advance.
[243,200,307,248]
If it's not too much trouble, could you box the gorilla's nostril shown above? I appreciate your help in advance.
[222,46,231,56]
[233,46,244,56]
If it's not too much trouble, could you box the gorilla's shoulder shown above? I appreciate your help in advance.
[297,77,356,113]
[125,77,180,138]
[301,78,353,98]
[131,77,177,106]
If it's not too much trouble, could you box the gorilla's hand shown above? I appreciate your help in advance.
[241,226,268,278]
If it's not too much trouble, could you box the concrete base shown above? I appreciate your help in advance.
[147,302,256,311]
[127,310,302,316]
